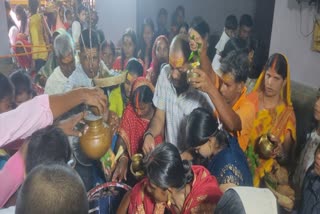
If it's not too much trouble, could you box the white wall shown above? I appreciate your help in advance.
[0,0,10,56]
[96,0,256,44]
[269,0,320,88]
[96,0,137,45]
[137,0,256,35]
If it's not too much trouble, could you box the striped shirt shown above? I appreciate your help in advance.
[153,64,215,151]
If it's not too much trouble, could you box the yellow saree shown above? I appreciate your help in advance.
[247,54,296,187]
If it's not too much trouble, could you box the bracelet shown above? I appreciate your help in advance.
[143,130,154,140]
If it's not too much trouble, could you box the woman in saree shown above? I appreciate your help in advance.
[247,53,296,187]
[117,143,222,214]
[112,77,162,182]
[113,28,144,72]
[183,108,253,192]
[146,35,169,86]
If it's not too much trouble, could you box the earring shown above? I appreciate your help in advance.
[167,191,172,207]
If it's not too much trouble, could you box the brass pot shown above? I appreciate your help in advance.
[187,69,200,83]
[130,153,144,179]
[255,134,276,159]
[80,114,111,160]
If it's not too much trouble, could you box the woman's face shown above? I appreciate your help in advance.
[146,181,168,203]
[143,25,154,46]
[123,35,135,59]
[188,28,203,52]
[264,68,286,98]
[155,39,169,63]
[134,102,153,119]
[101,46,114,69]
[194,137,220,158]
[124,73,138,98]
[0,96,13,113]
[78,10,86,23]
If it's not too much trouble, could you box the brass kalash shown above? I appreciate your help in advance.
[79,110,112,160]
[130,153,145,180]
[255,133,277,159]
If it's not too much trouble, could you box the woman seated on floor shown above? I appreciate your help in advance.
[182,107,253,192]
[112,77,162,183]
[117,143,222,214]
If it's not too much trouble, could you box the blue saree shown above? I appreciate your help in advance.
[208,135,253,186]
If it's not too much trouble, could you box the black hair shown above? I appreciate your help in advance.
[175,5,185,17]
[16,164,88,214]
[0,73,13,101]
[101,40,115,56]
[157,8,168,20]
[186,108,228,149]
[121,28,138,70]
[239,14,253,28]
[220,50,249,83]
[9,69,33,96]
[77,4,87,17]
[264,53,288,80]
[170,34,191,63]
[131,85,153,108]
[225,15,238,30]
[26,126,71,174]
[5,1,16,30]
[28,0,39,15]
[139,18,155,68]
[79,29,100,52]
[190,16,210,39]
[215,188,246,214]
[15,5,28,33]
[126,58,144,76]
[178,22,189,33]
[144,143,194,190]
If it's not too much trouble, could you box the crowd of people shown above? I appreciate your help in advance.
[1,0,320,213]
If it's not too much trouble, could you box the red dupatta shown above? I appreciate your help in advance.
[177,166,222,213]
[128,178,166,214]
[118,78,162,157]
[128,166,222,214]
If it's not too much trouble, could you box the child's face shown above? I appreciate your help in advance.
[0,96,13,113]
[15,91,32,106]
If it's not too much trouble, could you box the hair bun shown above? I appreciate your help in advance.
[182,160,194,185]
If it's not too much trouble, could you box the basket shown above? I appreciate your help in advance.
[93,71,127,88]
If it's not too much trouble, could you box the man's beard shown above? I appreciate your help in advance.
[171,73,189,95]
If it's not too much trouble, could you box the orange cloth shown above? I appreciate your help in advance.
[232,87,255,151]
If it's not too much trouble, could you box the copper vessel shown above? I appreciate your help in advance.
[80,113,111,160]
[255,134,276,159]
[130,153,144,179]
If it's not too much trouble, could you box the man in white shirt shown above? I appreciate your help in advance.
[64,29,100,91]
[45,33,76,95]
[142,34,214,152]
[212,15,238,73]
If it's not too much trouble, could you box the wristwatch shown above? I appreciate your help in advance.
[143,130,154,140]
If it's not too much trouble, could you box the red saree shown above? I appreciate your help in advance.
[128,166,222,214]
[118,104,162,157]
[118,77,162,157]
